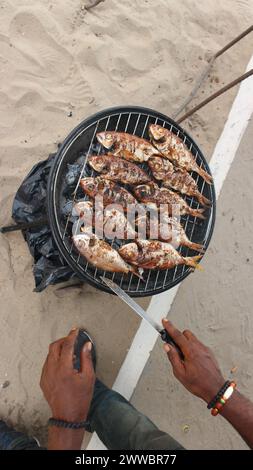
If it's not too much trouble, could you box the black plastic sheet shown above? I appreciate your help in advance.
[12,154,78,292]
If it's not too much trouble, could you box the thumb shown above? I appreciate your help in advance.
[80,341,94,376]
[164,343,184,374]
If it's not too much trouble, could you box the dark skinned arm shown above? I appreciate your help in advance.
[40,329,95,450]
[162,319,253,449]
[218,391,253,448]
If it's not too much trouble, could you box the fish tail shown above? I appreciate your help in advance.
[184,255,203,270]
[196,167,213,184]
[132,268,144,281]
[185,240,205,253]
[188,207,206,219]
[197,192,212,207]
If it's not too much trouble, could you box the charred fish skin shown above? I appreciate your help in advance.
[73,233,136,274]
[96,131,161,163]
[148,157,211,207]
[149,124,213,184]
[88,154,151,185]
[80,177,137,208]
[119,239,202,270]
[133,182,206,219]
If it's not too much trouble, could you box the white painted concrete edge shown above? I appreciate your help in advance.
[87,53,253,450]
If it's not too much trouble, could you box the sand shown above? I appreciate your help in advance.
[0,0,252,448]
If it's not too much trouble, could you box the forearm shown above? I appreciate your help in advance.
[48,426,85,450]
[161,320,253,449]
[218,390,253,449]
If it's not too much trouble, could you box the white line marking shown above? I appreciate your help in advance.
[210,61,253,197]
[87,53,253,450]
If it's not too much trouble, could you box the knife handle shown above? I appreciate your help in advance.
[73,329,88,372]
[160,329,184,360]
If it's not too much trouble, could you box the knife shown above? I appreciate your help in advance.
[100,276,184,360]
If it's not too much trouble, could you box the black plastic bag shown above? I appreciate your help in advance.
[12,154,77,292]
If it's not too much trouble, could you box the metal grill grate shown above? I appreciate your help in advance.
[49,107,215,297]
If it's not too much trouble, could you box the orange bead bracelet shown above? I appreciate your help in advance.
[211,381,236,416]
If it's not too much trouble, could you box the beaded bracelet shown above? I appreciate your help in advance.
[207,380,231,409]
[48,417,88,429]
[211,381,236,416]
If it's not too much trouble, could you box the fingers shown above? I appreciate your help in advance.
[163,343,184,374]
[162,319,190,355]
[60,329,79,367]
[48,338,66,360]
[80,341,95,378]
[40,355,48,388]
[182,329,197,341]
[40,338,65,389]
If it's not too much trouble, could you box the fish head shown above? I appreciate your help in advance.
[148,156,173,173]
[149,124,167,141]
[148,156,163,171]
[119,242,139,262]
[88,155,108,172]
[80,177,97,195]
[72,233,90,251]
[73,200,93,217]
[96,132,116,149]
[73,232,98,250]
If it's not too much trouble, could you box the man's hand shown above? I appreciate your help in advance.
[40,329,95,422]
[162,319,225,403]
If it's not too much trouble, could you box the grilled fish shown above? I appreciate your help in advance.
[148,156,211,207]
[133,182,205,219]
[74,200,136,239]
[73,233,138,274]
[88,154,150,184]
[72,201,93,235]
[149,124,213,184]
[158,215,204,251]
[80,177,137,208]
[74,200,93,218]
[135,213,204,251]
[96,131,161,163]
[119,239,202,270]
[103,206,136,239]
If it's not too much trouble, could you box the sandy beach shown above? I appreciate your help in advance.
[0,0,253,449]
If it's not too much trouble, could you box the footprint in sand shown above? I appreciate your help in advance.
[9,11,91,104]
[9,12,73,80]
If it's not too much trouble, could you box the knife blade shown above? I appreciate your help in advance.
[100,276,184,359]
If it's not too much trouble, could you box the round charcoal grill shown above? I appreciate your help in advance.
[47,106,216,297]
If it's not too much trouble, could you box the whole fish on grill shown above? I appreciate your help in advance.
[148,157,211,207]
[133,182,205,219]
[135,213,204,251]
[80,177,137,208]
[149,124,213,184]
[73,233,140,275]
[119,239,202,270]
[96,131,161,163]
[74,200,136,239]
[88,154,151,185]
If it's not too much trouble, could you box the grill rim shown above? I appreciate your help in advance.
[47,105,216,297]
